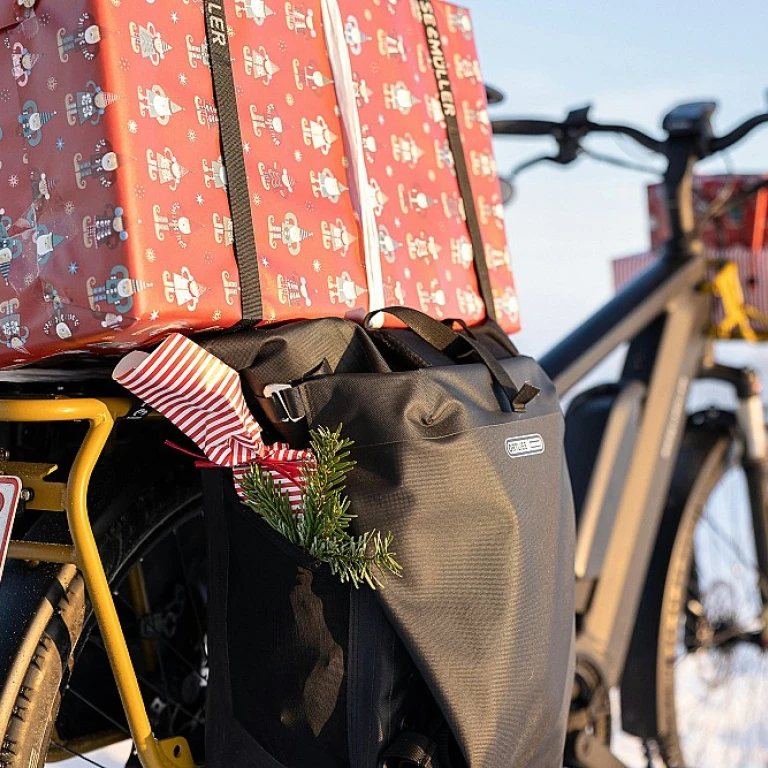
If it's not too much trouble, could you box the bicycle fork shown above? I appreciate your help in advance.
[705,364,768,623]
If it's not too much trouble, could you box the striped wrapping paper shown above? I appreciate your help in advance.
[112,333,312,508]
[612,247,768,333]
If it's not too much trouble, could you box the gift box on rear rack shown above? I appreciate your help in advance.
[0,0,519,368]
[613,247,768,336]
[648,175,768,250]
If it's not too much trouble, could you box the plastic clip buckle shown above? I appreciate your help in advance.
[264,384,305,423]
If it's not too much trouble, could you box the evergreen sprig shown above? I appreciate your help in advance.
[240,425,402,589]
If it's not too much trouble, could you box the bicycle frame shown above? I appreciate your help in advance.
[541,127,768,764]
[543,252,711,684]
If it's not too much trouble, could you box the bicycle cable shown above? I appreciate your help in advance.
[579,145,662,176]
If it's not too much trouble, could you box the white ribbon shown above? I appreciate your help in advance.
[320,0,385,324]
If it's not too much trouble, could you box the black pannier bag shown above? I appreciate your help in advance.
[201,309,575,768]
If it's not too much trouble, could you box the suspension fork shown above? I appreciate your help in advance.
[700,364,768,608]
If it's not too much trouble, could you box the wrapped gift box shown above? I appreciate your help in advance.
[0,0,519,367]
[613,247,768,334]
[648,175,768,251]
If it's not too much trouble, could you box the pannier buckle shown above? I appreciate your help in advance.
[264,383,305,423]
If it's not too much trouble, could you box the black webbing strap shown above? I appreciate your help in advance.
[418,1,497,321]
[203,2,262,329]
[365,306,530,410]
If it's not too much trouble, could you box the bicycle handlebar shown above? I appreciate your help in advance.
[491,117,662,153]
[490,119,563,137]
[493,103,768,248]
[581,122,663,152]
[492,111,768,158]
[711,113,768,152]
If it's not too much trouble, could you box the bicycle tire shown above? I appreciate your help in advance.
[653,418,768,766]
[0,433,204,768]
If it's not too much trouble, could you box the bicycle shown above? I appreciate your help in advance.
[1,99,768,768]
[492,100,768,767]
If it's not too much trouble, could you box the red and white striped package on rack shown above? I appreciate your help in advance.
[112,332,312,507]
[612,246,768,334]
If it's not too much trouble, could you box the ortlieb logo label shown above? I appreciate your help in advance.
[505,434,545,458]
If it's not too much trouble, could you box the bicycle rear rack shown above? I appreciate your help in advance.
[3,397,195,768]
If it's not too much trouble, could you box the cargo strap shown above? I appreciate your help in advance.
[418,2,497,321]
[203,1,262,329]
[202,1,495,327]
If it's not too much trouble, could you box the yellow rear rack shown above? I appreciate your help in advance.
[3,397,195,768]
[706,259,768,342]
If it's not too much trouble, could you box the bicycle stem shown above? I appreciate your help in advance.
[661,138,704,262]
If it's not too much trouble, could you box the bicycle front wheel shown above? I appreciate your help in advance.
[656,419,768,767]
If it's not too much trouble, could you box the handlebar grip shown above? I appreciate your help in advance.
[485,84,506,105]
[491,119,562,136]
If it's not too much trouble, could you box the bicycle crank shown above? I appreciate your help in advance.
[565,657,627,768]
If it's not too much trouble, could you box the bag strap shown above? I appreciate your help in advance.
[419,4,496,321]
[365,307,538,412]
[203,2,262,330]
[443,318,520,360]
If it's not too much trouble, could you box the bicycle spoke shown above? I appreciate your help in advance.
[63,687,132,739]
[669,461,768,767]
[172,525,206,660]
[140,590,178,737]
[86,636,205,729]
[81,584,179,744]
[41,509,207,768]
[701,496,759,573]
[49,740,114,768]
[112,590,207,685]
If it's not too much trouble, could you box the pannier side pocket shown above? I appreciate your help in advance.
[204,469,348,768]
[203,469,431,768]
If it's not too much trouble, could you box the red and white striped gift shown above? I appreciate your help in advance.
[112,333,312,508]
[612,247,768,333]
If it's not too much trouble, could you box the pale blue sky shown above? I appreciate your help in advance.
[464,1,768,355]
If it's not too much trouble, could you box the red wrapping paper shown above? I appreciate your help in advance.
[649,175,768,251]
[0,0,519,368]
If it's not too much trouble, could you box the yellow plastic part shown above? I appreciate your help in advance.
[127,564,160,674]
[707,260,768,341]
[0,397,195,768]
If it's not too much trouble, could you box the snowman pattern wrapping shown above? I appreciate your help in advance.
[0,0,518,367]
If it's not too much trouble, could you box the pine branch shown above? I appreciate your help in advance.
[302,425,355,546]
[240,463,300,545]
[314,530,403,589]
[240,425,402,589]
